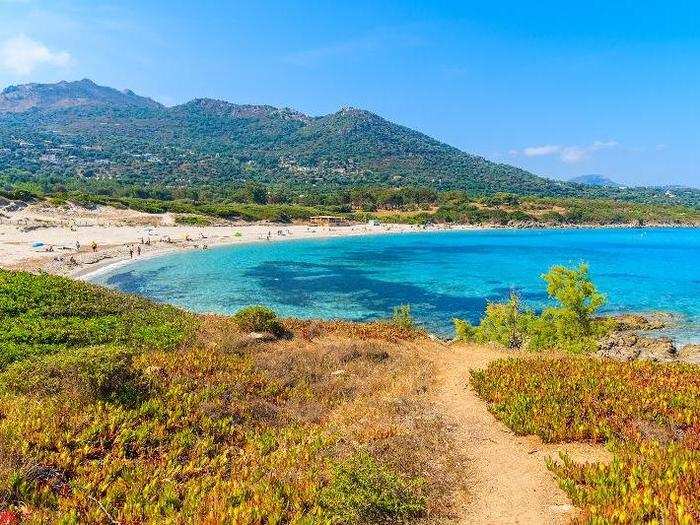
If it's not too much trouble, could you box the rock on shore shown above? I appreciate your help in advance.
[597,333,699,364]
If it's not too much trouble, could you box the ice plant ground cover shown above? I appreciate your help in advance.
[471,356,700,523]
[0,270,452,524]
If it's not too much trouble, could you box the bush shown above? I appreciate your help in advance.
[391,305,417,330]
[0,346,146,405]
[320,451,425,523]
[453,264,612,352]
[453,318,476,341]
[233,305,286,336]
[174,214,213,226]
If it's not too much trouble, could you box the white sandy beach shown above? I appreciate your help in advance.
[0,201,453,279]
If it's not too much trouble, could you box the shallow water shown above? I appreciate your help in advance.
[91,227,700,342]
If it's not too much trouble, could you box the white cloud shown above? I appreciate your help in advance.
[560,146,587,163]
[518,140,619,164]
[523,144,561,157]
[0,34,71,75]
[591,140,619,150]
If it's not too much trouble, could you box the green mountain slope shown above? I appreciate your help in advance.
[0,80,698,206]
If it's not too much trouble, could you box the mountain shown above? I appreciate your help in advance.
[570,174,622,187]
[0,79,162,113]
[0,79,697,206]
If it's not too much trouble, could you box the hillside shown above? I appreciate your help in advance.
[2,80,697,207]
[569,174,622,187]
[0,269,459,523]
[0,80,558,195]
[2,80,698,207]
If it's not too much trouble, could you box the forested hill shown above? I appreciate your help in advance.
[1,79,698,206]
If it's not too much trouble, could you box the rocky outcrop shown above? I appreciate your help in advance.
[678,344,700,364]
[0,197,29,213]
[597,332,677,362]
[606,313,672,331]
[595,312,700,364]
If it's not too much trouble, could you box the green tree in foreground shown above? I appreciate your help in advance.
[454,264,612,352]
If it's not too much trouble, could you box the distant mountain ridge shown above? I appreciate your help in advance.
[0,79,162,113]
[0,79,697,206]
[570,174,622,187]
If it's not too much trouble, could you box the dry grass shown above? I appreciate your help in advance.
[0,271,465,523]
[197,316,466,521]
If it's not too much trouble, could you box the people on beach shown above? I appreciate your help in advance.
[91,241,97,252]
[75,241,80,250]
[129,247,133,258]
[137,245,141,256]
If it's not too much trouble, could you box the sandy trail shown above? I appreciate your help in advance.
[434,343,610,524]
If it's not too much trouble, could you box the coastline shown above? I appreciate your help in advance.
[54,221,700,283]
[1,217,479,279]
[2,214,697,282]
[2,209,698,350]
[70,222,447,281]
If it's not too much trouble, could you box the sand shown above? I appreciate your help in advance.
[0,201,463,279]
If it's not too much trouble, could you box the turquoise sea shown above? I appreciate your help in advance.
[91,227,700,343]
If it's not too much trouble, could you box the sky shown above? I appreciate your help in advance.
[0,0,698,187]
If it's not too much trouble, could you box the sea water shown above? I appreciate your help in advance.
[91,227,700,342]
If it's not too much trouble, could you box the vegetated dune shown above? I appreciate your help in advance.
[0,269,697,524]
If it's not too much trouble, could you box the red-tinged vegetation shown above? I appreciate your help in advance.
[0,510,18,525]
[0,270,458,524]
[471,356,700,524]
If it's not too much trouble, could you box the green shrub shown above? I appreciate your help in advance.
[174,214,213,226]
[320,451,425,523]
[0,270,196,369]
[453,265,613,353]
[477,294,534,348]
[453,318,476,341]
[233,305,286,336]
[0,346,146,405]
[391,305,417,330]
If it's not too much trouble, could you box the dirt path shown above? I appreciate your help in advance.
[434,343,609,524]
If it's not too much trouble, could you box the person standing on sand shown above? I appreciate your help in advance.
[137,245,141,256]
[75,241,80,250]
[92,241,97,252]
[129,247,133,258]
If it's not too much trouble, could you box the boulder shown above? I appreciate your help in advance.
[678,344,700,364]
[636,336,676,362]
[597,333,641,361]
[597,333,676,362]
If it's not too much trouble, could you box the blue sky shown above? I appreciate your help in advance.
[0,0,698,187]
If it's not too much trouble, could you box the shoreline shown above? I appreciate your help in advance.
[2,213,698,348]
[64,222,700,282]
[2,218,697,281]
[71,222,447,281]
